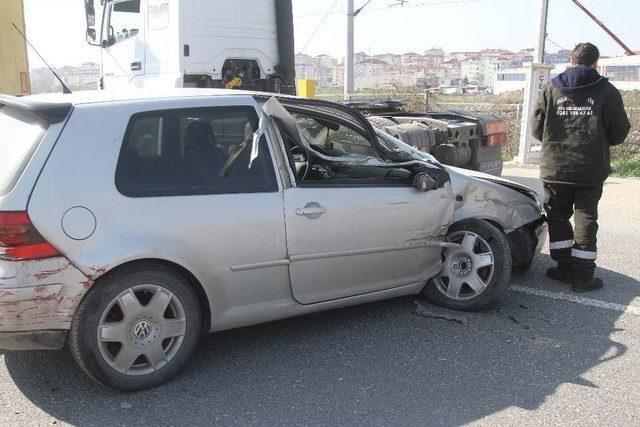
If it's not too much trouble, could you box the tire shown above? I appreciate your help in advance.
[68,264,202,390]
[508,226,536,278]
[422,219,512,311]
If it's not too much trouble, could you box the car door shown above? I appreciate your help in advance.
[268,99,454,304]
[100,0,146,89]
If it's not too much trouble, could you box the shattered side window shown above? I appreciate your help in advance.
[284,112,413,186]
[294,113,383,160]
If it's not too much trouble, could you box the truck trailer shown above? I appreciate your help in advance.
[350,101,507,176]
[0,0,31,96]
[84,0,295,94]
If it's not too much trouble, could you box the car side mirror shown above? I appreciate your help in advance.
[86,28,101,46]
[101,39,109,49]
[86,28,96,42]
[413,172,438,192]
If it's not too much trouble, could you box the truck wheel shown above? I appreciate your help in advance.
[68,265,202,390]
[431,143,458,166]
[422,219,512,311]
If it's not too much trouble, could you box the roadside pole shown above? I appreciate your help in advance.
[344,0,355,100]
[516,0,553,164]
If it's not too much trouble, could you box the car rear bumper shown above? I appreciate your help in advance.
[0,257,92,336]
[0,329,67,350]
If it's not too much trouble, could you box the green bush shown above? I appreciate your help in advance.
[611,155,640,178]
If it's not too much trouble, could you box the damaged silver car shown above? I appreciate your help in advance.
[0,90,545,390]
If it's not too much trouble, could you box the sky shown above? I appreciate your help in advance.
[22,0,640,68]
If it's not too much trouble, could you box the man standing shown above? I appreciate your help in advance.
[533,42,630,292]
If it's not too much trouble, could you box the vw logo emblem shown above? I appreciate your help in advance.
[132,320,152,340]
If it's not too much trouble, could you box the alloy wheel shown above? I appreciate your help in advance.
[97,285,187,376]
[433,231,495,300]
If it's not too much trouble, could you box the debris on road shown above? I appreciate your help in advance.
[413,301,468,325]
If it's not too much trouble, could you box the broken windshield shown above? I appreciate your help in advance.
[294,113,385,161]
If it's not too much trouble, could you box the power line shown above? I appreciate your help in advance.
[546,35,569,52]
[295,0,483,18]
[364,0,483,13]
[354,0,375,16]
[299,0,340,53]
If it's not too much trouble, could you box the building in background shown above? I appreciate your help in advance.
[0,0,30,96]
[460,59,481,84]
[293,47,627,93]
[58,62,100,88]
[355,73,418,90]
[493,68,528,94]
[372,53,400,66]
[545,49,572,65]
[30,63,100,93]
[493,63,570,94]
[599,55,640,91]
[354,58,387,79]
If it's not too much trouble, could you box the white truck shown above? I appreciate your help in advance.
[84,0,296,94]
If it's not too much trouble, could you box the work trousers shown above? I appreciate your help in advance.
[543,182,603,282]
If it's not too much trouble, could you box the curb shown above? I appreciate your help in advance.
[503,161,540,170]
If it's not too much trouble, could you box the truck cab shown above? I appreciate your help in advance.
[84,0,296,94]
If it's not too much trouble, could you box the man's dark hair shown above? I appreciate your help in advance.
[572,43,600,66]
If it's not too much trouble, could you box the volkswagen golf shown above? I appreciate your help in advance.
[0,89,546,390]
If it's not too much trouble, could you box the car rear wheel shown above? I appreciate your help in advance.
[422,219,512,311]
[68,265,201,390]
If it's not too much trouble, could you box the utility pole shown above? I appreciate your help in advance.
[516,0,553,164]
[344,0,354,100]
[532,0,548,64]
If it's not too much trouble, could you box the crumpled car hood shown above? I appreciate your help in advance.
[447,166,540,200]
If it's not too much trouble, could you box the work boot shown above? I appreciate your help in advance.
[546,264,573,284]
[572,277,603,293]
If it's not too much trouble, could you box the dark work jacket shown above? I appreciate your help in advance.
[532,66,631,185]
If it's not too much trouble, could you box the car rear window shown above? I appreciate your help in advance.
[115,106,278,197]
[0,106,47,196]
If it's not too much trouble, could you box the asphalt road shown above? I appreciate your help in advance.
[1,165,639,426]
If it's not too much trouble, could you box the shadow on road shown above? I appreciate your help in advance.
[2,260,639,425]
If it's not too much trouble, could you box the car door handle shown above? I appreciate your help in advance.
[131,61,142,71]
[296,203,327,218]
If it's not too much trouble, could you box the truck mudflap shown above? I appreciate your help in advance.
[0,257,93,334]
[508,219,548,275]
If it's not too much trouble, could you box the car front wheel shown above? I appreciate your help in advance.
[422,219,512,311]
[68,265,202,390]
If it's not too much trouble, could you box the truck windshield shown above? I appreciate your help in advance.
[0,106,46,196]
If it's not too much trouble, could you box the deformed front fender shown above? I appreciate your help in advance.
[446,166,544,233]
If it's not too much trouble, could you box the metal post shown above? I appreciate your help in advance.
[533,0,548,64]
[516,0,550,164]
[344,0,354,101]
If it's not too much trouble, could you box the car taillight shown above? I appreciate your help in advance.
[0,212,60,261]
[485,133,507,146]
[482,120,508,147]
[484,121,508,135]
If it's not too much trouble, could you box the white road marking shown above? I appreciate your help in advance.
[511,285,640,316]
